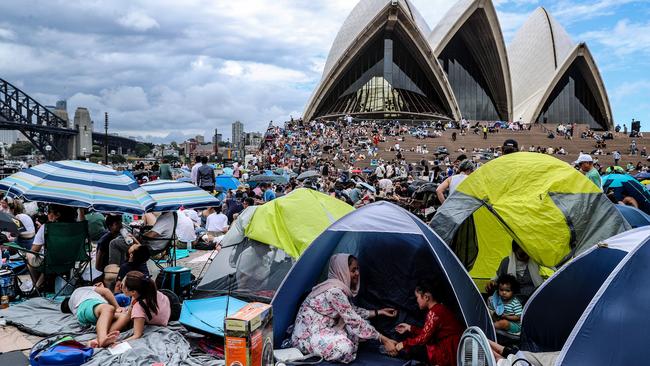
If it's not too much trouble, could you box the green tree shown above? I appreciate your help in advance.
[8,141,34,156]
[134,143,153,158]
[111,154,127,164]
[163,154,179,163]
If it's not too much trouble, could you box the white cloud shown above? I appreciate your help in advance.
[613,80,650,100]
[0,0,645,140]
[218,60,309,83]
[0,28,15,40]
[581,19,650,57]
[101,86,150,111]
[116,11,159,31]
[552,0,640,22]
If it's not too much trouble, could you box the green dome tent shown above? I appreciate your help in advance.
[430,153,630,288]
[196,188,354,301]
[244,188,354,258]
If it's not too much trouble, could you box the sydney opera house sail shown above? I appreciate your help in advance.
[509,8,612,129]
[303,0,461,122]
[429,0,511,122]
[304,0,613,130]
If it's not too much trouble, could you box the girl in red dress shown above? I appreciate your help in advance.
[393,280,464,366]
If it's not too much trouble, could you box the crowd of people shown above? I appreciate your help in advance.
[3,115,650,366]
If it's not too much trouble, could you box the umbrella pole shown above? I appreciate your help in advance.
[3,183,15,200]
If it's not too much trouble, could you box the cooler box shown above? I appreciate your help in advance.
[225,302,273,366]
[159,266,192,298]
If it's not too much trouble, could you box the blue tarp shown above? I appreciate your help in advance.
[615,204,650,228]
[271,201,494,355]
[179,296,248,336]
[521,227,650,365]
[216,175,240,191]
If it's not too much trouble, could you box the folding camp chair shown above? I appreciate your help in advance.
[146,212,178,270]
[5,221,92,298]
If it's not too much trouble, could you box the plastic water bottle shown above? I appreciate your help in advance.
[120,228,134,245]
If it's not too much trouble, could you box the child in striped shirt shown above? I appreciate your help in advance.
[488,274,523,335]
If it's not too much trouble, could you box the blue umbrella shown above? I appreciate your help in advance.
[0,160,155,214]
[222,167,234,175]
[179,296,248,336]
[602,173,650,214]
[216,175,241,191]
[357,182,376,193]
[141,180,220,211]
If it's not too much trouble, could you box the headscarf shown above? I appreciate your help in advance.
[307,253,359,300]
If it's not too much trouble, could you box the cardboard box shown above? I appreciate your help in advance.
[225,302,274,366]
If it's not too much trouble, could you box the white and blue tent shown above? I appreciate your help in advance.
[521,226,650,365]
[615,204,650,228]
[271,202,493,365]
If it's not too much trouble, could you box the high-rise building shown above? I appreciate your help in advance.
[0,130,18,146]
[195,135,205,144]
[232,121,244,148]
[56,100,67,112]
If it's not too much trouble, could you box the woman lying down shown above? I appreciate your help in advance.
[291,253,464,366]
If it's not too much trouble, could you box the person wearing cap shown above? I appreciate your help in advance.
[577,154,601,188]
[502,139,518,155]
[436,160,475,204]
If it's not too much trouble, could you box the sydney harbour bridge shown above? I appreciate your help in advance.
[0,78,137,160]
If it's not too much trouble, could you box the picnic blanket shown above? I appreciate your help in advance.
[1,298,222,366]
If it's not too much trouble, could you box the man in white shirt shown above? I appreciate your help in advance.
[205,206,229,234]
[175,210,196,246]
[375,163,386,179]
[190,155,202,185]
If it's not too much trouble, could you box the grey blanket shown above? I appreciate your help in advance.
[1,298,91,339]
[1,298,222,366]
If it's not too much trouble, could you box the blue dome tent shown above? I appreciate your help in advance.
[271,202,494,364]
[602,173,650,214]
[615,204,650,228]
[521,227,650,365]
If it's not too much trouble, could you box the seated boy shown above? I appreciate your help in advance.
[487,274,523,336]
[61,284,121,347]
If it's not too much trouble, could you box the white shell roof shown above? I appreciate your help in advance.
[509,7,574,120]
[321,0,431,81]
[427,0,475,55]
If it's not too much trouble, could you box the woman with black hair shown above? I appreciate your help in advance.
[114,271,171,341]
[392,279,464,366]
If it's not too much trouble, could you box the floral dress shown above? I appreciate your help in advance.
[291,287,379,363]
[402,303,463,366]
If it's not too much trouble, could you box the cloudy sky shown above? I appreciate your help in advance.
[0,0,648,142]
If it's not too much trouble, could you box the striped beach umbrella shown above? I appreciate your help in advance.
[0,160,155,214]
[141,180,220,212]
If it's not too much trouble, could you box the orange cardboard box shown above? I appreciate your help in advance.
[225,302,273,366]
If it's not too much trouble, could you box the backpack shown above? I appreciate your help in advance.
[30,335,93,366]
[160,289,182,322]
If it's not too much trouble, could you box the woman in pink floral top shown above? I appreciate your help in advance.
[291,254,398,363]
